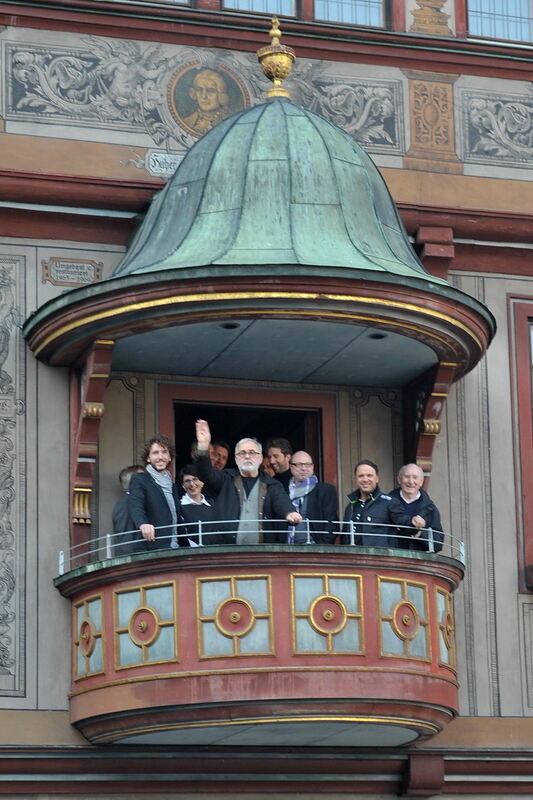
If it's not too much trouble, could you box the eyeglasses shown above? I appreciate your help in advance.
[183,477,201,484]
[291,462,313,468]
[235,450,261,458]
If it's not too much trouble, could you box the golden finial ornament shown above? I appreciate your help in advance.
[256,17,295,99]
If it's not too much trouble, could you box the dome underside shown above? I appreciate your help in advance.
[115,100,438,282]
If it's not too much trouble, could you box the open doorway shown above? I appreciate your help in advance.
[158,382,338,486]
[174,401,322,476]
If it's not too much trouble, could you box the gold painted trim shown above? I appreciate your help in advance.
[436,586,457,672]
[72,593,105,682]
[128,605,162,648]
[91,714,441,743]
[34,291,484,355]
[113,581,178,671]
[197,574,274,659]
[291,573,364,656]
[214,596,255,639]
[378,576,431,662]
[308,594,348,637]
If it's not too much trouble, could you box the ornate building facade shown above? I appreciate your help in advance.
[1,0,533,795]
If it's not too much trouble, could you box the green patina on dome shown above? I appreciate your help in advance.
[115,98,440,282]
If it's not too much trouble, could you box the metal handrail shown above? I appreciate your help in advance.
[58,519,464,575]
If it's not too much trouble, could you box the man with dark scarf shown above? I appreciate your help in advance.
[287,451,338,544]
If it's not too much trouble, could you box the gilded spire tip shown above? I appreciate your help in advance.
[256,16,295,100]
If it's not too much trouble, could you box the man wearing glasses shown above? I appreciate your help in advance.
[288,451,338,544]
[194,419,302,544]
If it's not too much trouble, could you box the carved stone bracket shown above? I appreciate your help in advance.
[415,362,456,485]
[401,753,445,796]
[416,225,455,281]
[70,339,114,538]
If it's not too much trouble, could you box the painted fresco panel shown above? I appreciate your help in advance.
[0,255,26,696]
[1,29,405,180]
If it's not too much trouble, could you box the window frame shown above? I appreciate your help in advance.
[510,298,533,589]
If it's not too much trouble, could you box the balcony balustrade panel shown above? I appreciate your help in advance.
[56,544,463,747]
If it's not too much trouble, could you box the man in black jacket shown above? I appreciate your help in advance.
[194,419,302,544]
[343,460,411,548]
[112,464,145,555]
[389,463,444,553]
[129,435,183,551]
[287,451,338,544]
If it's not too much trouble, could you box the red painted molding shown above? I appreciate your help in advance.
[24,273,494,377]
[0,170,161,211]
[454,0,467,38]
[510,298,533,590]
[391,0,406,32]
[400,206,533,245]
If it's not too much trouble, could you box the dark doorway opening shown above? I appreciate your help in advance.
[174,401,323,477]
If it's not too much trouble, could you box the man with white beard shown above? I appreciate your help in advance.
[194,419,302,544]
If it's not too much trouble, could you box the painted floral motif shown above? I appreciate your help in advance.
[290,64,401,152]
[7,39,403,157]
[466,92,533,163]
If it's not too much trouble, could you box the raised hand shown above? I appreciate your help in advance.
[195,418,211,450]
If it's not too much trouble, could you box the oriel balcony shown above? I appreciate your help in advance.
[55,521,463,748]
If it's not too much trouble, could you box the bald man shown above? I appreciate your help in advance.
[389,463,444,552]
[287,451,338,544]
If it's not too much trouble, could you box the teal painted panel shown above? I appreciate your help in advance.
[158,209,242,268]
[117,188,167,275]
[306,111,365,167]
[228,160,293,252]
[216,248,296,264]
[200,120,257,214]
[332,158,401,264]
[249,99,289,162]
[291,203,382,268]
[178,113,241,184]
[287,116,340,205]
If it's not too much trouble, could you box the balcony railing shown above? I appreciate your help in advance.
[58,519,464,575]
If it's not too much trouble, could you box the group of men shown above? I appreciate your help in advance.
[112,419,443,554]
